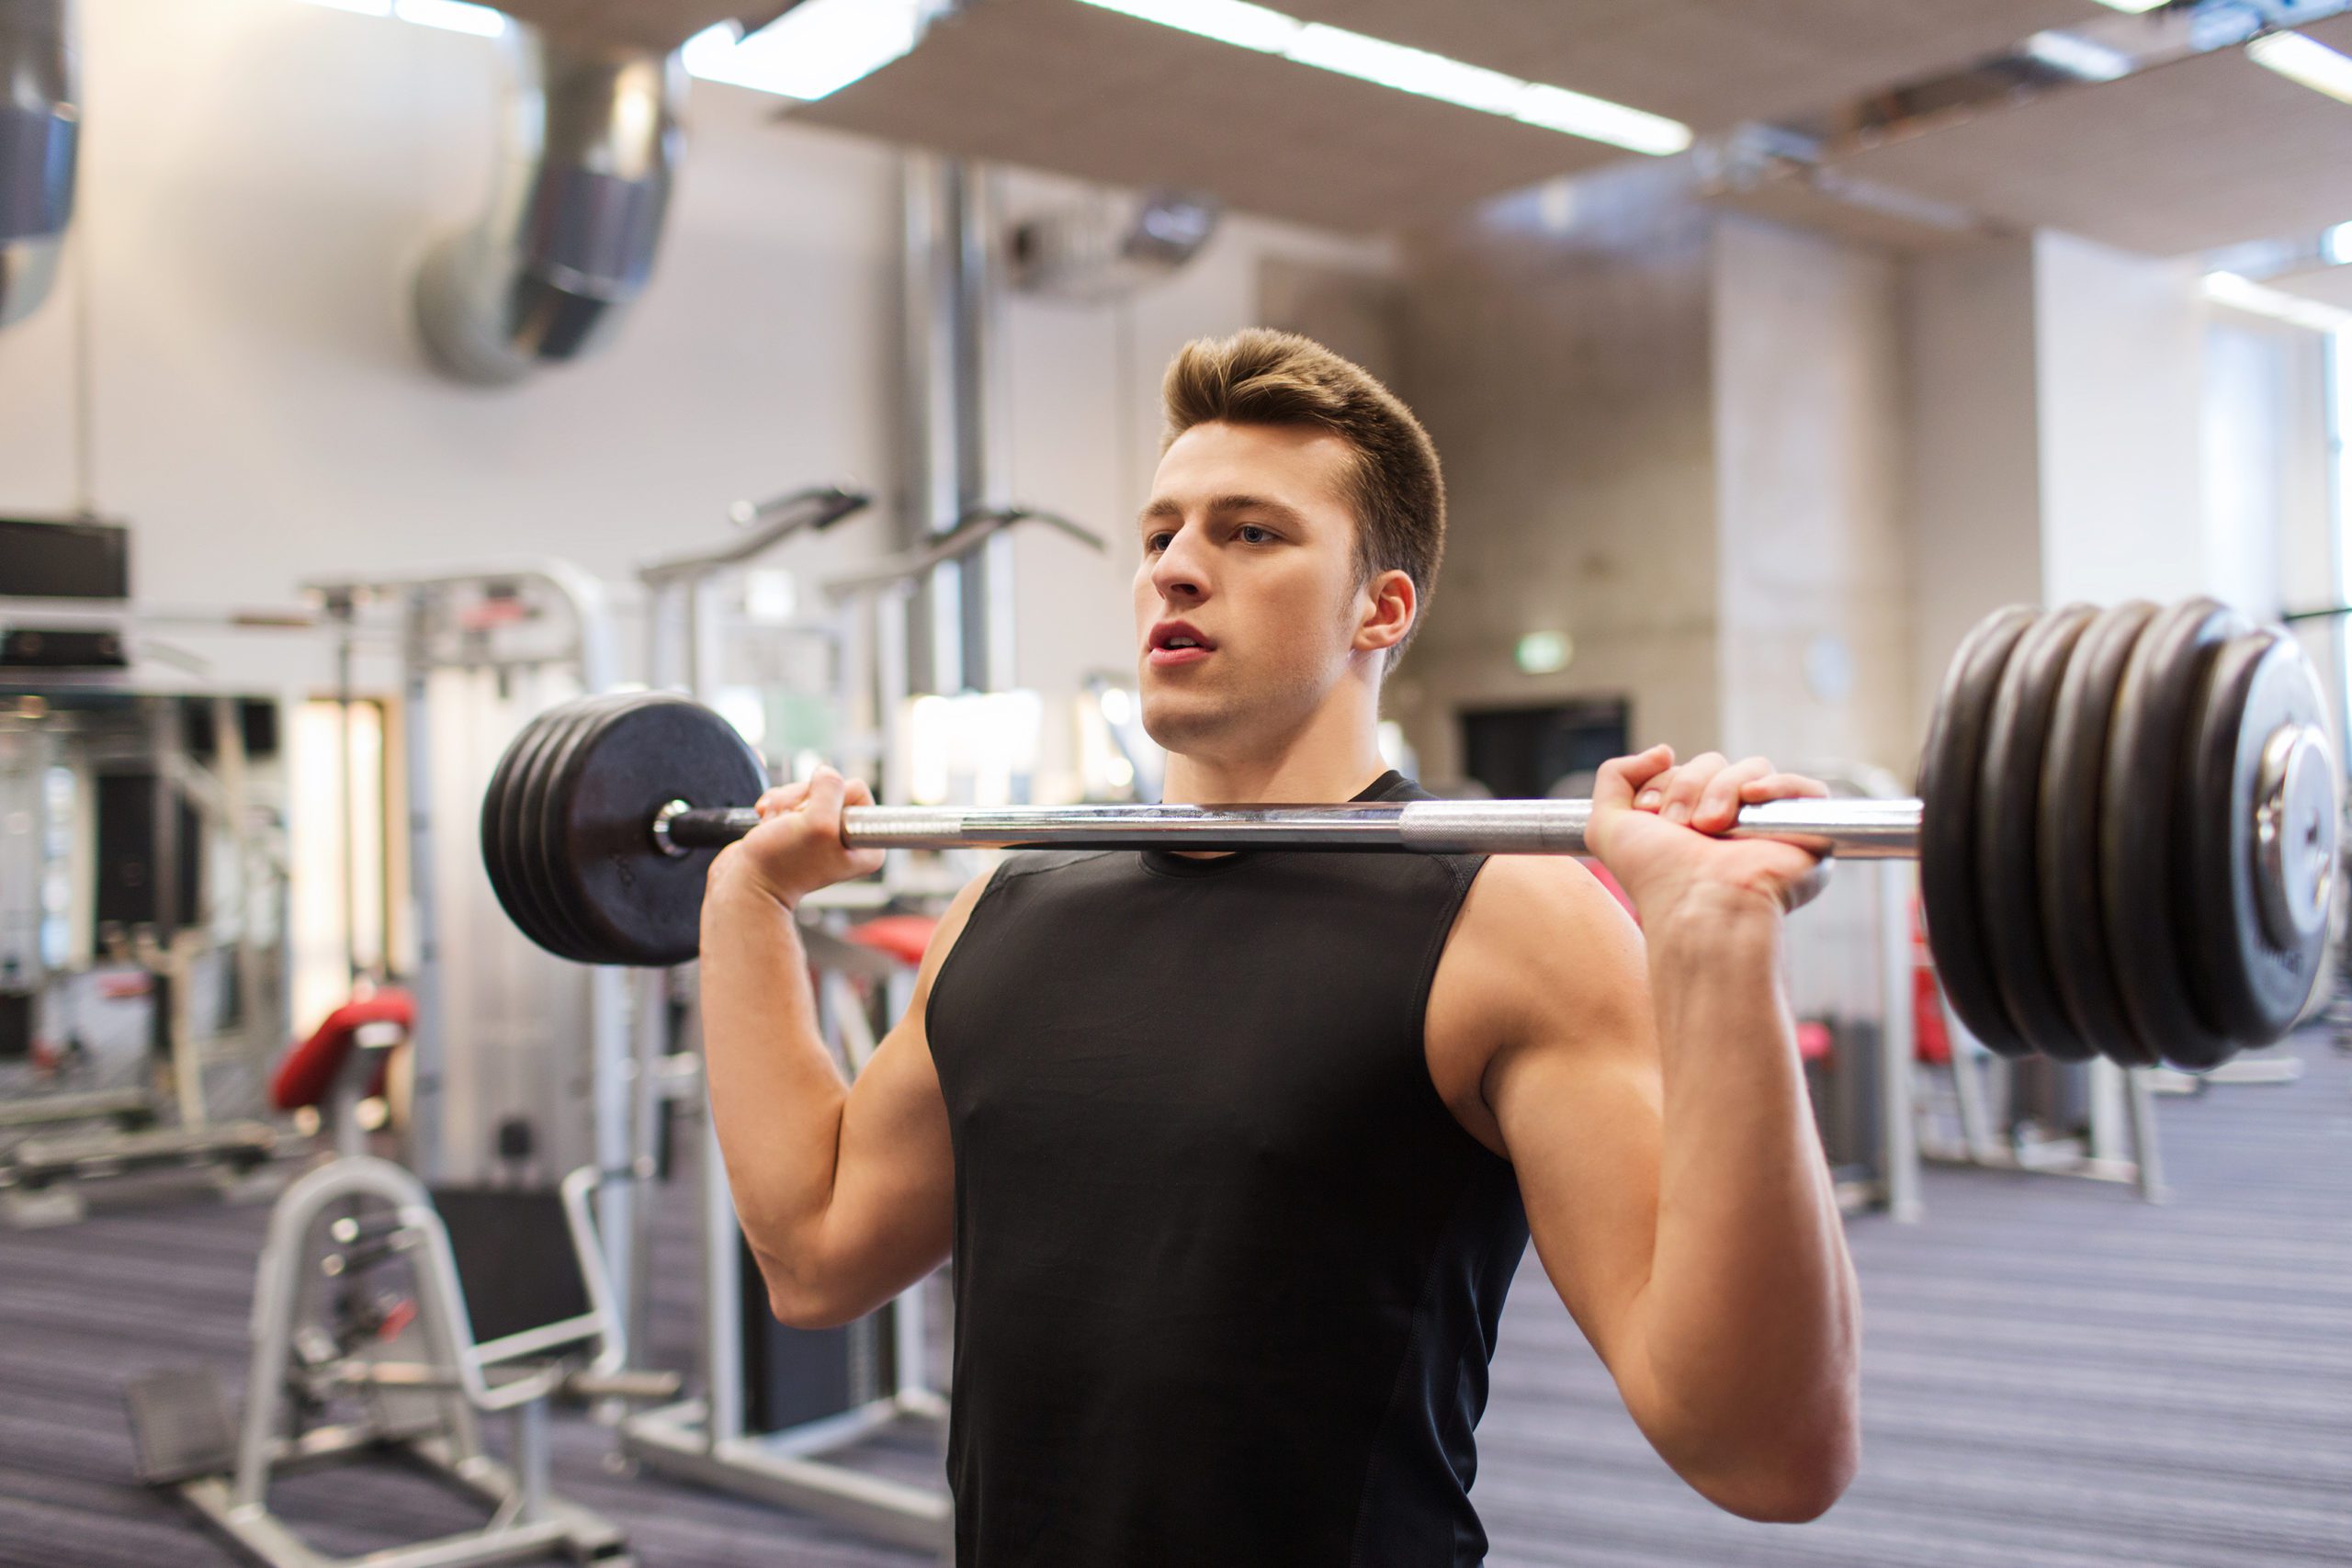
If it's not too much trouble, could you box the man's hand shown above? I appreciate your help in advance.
[707,766,887,913]
[1585,746,1833,920]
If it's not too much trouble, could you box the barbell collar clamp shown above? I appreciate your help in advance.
[2254,722,2337,948]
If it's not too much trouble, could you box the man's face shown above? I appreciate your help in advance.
[1133,420,1374,759]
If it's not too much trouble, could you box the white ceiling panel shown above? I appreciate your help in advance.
[787,0,1629,231]
[497,0,791,51]
[2273,264,2352,310]
[1826,13,2352,257]
[1276,0,2108,129]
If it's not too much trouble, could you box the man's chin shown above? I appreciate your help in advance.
[1138,692,1236,753]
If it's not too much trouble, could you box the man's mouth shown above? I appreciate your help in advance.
[1148,621,1216,668]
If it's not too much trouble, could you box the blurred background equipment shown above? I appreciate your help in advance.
[1,521,299,1225]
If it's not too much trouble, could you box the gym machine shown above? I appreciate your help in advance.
[126,1156,660,1568]
[620,486,963,1556]
[307,563,637,1285]
[3,525,300,1223]
[478,595,2339,1074]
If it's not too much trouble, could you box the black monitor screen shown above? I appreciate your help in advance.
[0,518,130,600]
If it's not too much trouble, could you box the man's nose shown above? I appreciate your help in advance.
[1150,527,1211,601]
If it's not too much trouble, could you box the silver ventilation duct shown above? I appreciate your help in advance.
[414,27,684,385]
[0,0,77,330]
[1008,189,1220,301]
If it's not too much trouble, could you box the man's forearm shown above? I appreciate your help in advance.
[1635,885,1860,1497]
[697,880,850,1292]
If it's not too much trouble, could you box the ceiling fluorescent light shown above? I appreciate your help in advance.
[1073,0,1690,155]
[2088,0,2166,11]
[2024,29,2132,81]
[2203,271,2352,334]
[1080,0,1300,52]
[2247,29,2352,104]
[392,0,503,34]
[684,0,928,99]
[1287,24,1523,113]
[1515,83,1690,153]
[2325,220,2352,265]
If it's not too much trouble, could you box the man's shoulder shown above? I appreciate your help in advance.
[1454,853,1635,945]
[1433,854,1649,1044]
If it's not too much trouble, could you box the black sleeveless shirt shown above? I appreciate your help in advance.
[924,771,1531,1566]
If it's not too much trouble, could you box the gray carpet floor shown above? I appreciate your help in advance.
[2,1037,2346,1567]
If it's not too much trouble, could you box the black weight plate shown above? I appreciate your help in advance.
[492,704,599,961]
[2185,631,2336,1045]
[517,697,644,963]
[531,691,680,964]
[560,696,769,967]
[479,707,545,944]
[1918,603,2040,1058]
[1975,603,2100,1061]
[2101,597,2244,1072]
[2038,601,2161,1066]
[526,694,657,964]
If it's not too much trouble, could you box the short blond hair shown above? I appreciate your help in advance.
[1160,329,1444,661]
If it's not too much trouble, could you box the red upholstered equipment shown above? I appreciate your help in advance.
[272,990,415,1112]
[847,915,938,968]
[1910,901,1952,1065]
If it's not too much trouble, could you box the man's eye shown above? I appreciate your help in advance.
[1145,533,1172,552]
[1238,525,1273,544]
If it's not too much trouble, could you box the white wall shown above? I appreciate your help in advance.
[1388,162,1724,784]
[1711,217,1910,775]
[1898,238,2043,749]
[2030,231,2208,607]
[2203,318,2335,617]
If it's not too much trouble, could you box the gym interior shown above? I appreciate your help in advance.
[1,1,2348,1564]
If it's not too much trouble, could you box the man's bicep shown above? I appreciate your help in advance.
[818,870,991,1302]
[1480,867,1666,1381]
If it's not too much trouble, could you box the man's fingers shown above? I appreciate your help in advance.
[1594,745,1674,810]
[1658,750,1725,826]
[1737,772,1832,803]
[1696,757,1777,832]
[755,780,814,817]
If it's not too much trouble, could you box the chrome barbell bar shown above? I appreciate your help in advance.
[650,795,1924,860]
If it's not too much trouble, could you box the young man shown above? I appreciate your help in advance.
[699,330,1860,1566]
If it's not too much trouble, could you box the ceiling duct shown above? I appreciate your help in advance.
[0,0,77,330]
[1008,189,1220,301]
[414,27,684,385]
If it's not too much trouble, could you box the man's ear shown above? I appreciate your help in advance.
[1354,568,1417,655]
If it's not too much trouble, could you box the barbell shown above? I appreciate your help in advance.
[478,596,2341,1072]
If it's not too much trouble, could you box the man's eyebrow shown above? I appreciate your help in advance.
[1136,494,1311,528]
[1207,494,1309,525]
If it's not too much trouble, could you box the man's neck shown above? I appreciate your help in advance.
[1159,722,1394,807]
[1154,658,1397,809]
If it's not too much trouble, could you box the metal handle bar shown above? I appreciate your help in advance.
[652,796,1921,859]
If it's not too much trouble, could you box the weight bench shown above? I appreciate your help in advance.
[126,1156,671,1568]
[271,990,414,1158]
[0,1119,278,1226]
